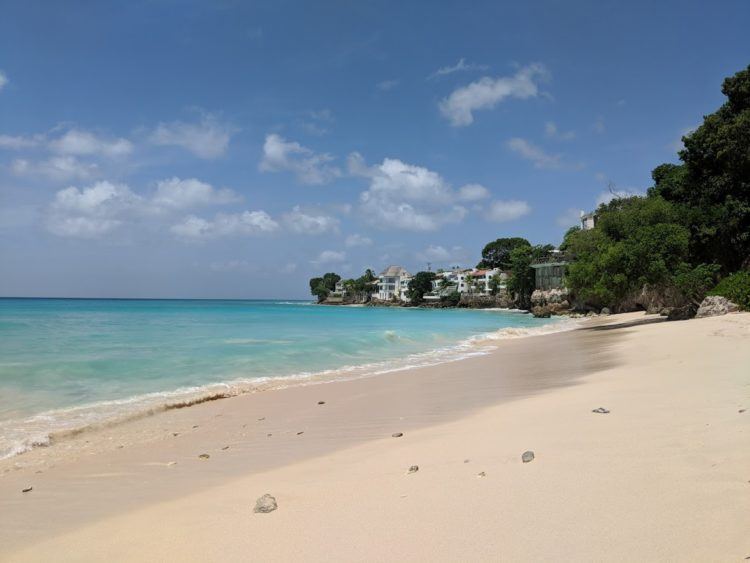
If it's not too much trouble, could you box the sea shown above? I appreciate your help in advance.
[0,298,571,459]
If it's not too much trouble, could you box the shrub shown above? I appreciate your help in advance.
[709,271,750,310]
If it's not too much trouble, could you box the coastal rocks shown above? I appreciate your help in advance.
[530,288,571,317]
[696,296,739,318]
[619,284,684,314]
[254,494,278,513]
[666,304,697,321]
[592,407,610,414]
[600,307,611,315]
[521,450,535,463]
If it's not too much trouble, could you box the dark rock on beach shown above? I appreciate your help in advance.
[198,453,210,460]
[392,432,403,438]
[22,486,33,493]
[254,494,278,513]
[592,407,610,414]
[408,465,419,474]
[522,450,535,463]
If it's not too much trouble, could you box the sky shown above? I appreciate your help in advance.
[0,0,748,299]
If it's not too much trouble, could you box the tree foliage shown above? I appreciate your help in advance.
[308,272,341,302]
[506,243,552,309]
[476,237,530,270]
[407,271,436,304]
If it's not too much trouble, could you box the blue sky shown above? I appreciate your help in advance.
[1,0,748,298]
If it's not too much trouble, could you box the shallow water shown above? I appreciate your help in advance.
[0,298,566,458]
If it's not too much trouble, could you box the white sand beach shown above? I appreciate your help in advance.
[1,312,749,562]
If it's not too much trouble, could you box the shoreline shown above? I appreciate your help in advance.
[2,312,749,560]
[0,311,576,462]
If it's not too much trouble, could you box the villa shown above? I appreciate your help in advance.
[530,250,571,290]
[374,265,413,302]
[580,210,598,230]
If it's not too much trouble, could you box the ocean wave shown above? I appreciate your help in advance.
[0,317,584,461]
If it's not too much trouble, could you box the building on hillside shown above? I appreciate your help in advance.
[580,210,598,230]
[530,250,571,290]
[470,269,506,295]
[334,280,346,295]
[375,265,413,301]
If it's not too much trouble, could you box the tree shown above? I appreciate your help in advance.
[649,64,750,272]
[506,244,551,309]
[407,271,436,304]
[488,274,504,296]
[308,272,341,302]
[476,237,530,270]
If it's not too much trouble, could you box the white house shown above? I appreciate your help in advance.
[580,210,597,230]
[470,268,505,295]
[375,265,412,301]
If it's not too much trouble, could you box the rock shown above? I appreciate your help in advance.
[600,307,611,315]
[392,432,403,438]
[521,450,535,463]
[254,494,278,513]
[221,446,230,450]
[22,486,32,493]
[463,459,470,463]
[696,296,740,318]
[408,465,419,474]
[198,453,210,460]
[592,407,610,414]
[531,305,551,318]
[477,471,486,477]
[296,431,304,435]
[172,432,179,437]
[667,304,697,321]
[740,409,746,413]
[317,401,325,405]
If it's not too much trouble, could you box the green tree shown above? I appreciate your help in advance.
[506,244,552,309]
[308,272,341,302]
[407,271,436,304]
[476,237,530,270]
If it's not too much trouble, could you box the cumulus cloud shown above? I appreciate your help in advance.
[506,138,561,169]
[152,177,240,209]
[345,233,372,247]
[485,200,531,222]
[596,187,644,206]
[0,134,44,150]
[556,207,584,228]
[259,133,341,185]
[282,206,339,234]
[171,211,279,240]
[0,71,7,91]
[428,58,488,80]
[49,129,133,157]
[352,155,467,231]
[46,181,142,237]
[12,156,99,181]
[311,250,346,265]
[150,114,234,159]
[376,79,399,91]
[416,245,468,264]
[457,183,490,201]
[439,63,548,126]
[544,122,576,141]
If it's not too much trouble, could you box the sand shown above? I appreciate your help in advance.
[1,312,749,561]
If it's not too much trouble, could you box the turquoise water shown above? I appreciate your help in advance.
[0,298,565,458]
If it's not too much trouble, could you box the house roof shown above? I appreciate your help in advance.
[379,265,412,277]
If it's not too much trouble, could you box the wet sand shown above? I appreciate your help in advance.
[1,312,749,561]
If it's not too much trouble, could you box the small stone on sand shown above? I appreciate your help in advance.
[254,494,278,513]
[192,425,199,429]
[408,465,419,474]
[317,401,325,405]
[297,431,304,435]
[464,459,470,463]
[522,450,535,463]
[221,446,230,450]
[477,471,486,478]
[198,453,210,460]
[592,407,610,414]
[22,486,33,493]
[257,417,265,421]
[740,409,746,413]
[267,433,272,437]
[172,432,179,437]
[392,432,403,438]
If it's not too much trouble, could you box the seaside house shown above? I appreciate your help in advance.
[530,250,571,290]
[580,210,598,230]
[470,268,505,295]
[375,265,413,301]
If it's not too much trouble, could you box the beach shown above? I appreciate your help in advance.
[1,311,749,561]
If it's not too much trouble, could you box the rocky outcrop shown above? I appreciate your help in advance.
[617,284,684,314]
[458,293,516,309]
[696,296,739,318]
[530,288,571,317]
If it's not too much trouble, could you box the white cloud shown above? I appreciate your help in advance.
[259,133,340,185]
[506,138,561,169]
[485,200,531,222]
[12,156,99,181]
[416,245,468,264]
[46,181,142,238]
[544,121,576,141]
[596,187,645,206]
[311,250,346,265]
[0,71,7,91]
[556,208,583,228]
[354,156,467,231]
[280,262,297,274]
[376,79,399,91]
[592,116,605,134]
[457,183,490,201]
[171,210,279,240]
[345,233,373,247]
[439,63,548,126]
[152,177,240,209]
[209,260,258,273]
[150,114,233,159]
[282,206,339,235]
[0,134,44,150]
[428,58,488,80]
[49,129,133,157]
